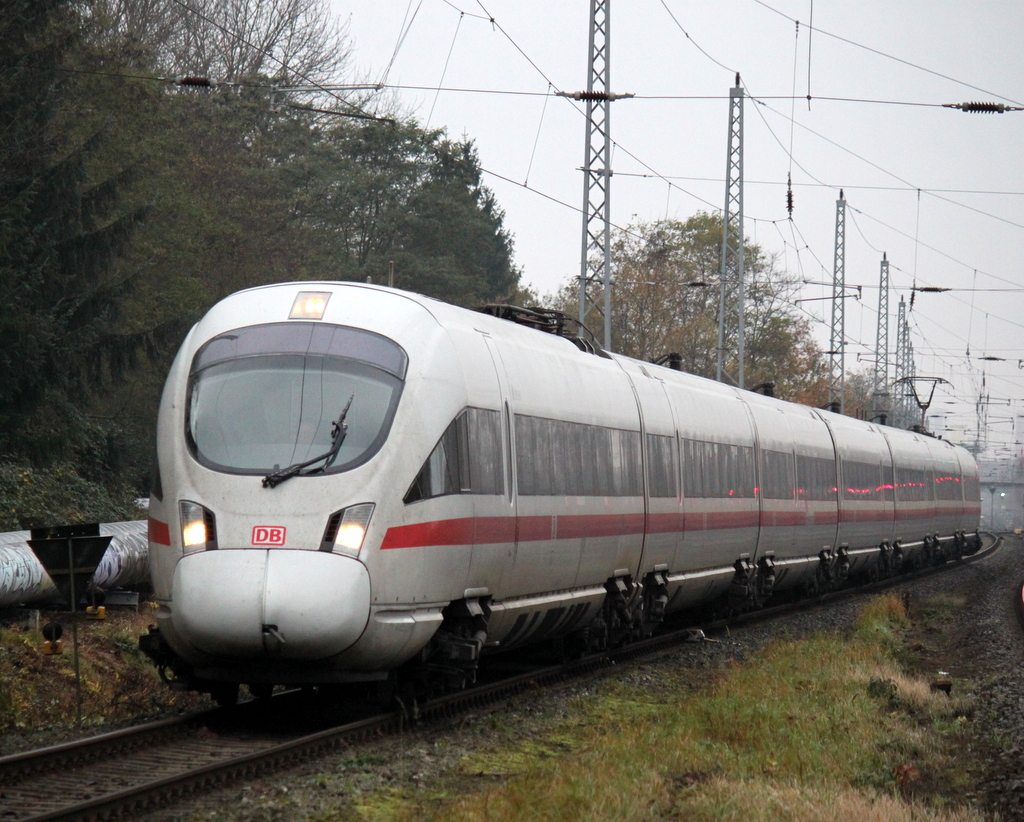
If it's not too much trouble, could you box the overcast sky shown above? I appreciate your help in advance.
[327,0,1024,458]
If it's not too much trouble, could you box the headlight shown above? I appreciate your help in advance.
[179,500,217,554]
[322,503,374,555]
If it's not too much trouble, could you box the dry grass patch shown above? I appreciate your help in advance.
[380,595,980,822]
[0,607,206,736]
[667,776,982,822]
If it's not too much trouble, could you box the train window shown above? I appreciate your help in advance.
[681,438,704,498]
[515,415,643,497]
[842,461,882,501]
[894,466,933,502]
[186,323,406,476]
[194,322,408,379]
[680,438,755,499]
[760,449,795,500]
[646,434,678,498]
[963,474,979,502]
[729,443,755,498]
[404,408,505,503]
[937,468,958,501]
[795,454,838,502]
[880,462,895,501]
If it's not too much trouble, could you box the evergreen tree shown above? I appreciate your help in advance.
[0,0,146,467]
[294,120,519,305]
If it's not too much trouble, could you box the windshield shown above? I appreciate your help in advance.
[186,322,406,475]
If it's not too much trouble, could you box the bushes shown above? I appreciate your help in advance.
[0,462,141,530]
[0,610,206,734]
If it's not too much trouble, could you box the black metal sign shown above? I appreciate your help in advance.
[27,523,112,608]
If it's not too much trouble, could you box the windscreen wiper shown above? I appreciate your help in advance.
[262,393,355,489]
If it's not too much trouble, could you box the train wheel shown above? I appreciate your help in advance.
[953,532,965,559]
[373,673,398,708]
[248,682,273,700]
[891,546,904,574]
[211,682,239,708]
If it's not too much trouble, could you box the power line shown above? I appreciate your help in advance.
[167,0,383,122]
[655,0,735,75]
[380,0,425,86]
[751,96,1024,235]
[612,172,1024,197]
[748,0,1024,108]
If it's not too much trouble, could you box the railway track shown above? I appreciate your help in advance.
[0,534,999,822]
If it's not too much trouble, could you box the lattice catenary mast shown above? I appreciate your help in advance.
[716,73,745,387]
[827,191,847,413]
[562,0,632,350]
[872,253,890,423]
[894,297,916,428]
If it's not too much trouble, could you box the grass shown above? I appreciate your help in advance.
[0,594,983,821]
[0,605,207,737]
[350,594,981,822]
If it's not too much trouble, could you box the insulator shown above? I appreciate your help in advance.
[786,173,794,216]
[575,91,611,101]
[959,101,1006,113]
[177,76,212,87]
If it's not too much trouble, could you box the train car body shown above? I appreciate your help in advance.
[143,282,981,697]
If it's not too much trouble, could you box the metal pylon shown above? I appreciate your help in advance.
[827,191,847,413]
[716,73,745,387]
[872,253,890,422]
[574,0,615,350]
[894,297,913,428]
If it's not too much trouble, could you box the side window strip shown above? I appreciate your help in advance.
[404,408,505,504]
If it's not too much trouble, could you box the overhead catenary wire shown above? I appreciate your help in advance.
[749,0,1024,108]
[787,19,799,215]
[524,83,553,186]
[167,0,387,123]
[753,97,1024,233]
[426,10,465,128]
[380,0,425,87]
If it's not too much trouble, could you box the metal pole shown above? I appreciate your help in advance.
[894,297,909,428]
[67,537,82,727]
[716,73,745,387]
[872,253,890,422]
[576,0,614,349]
[828,191,847,412]
[601,3,613,350]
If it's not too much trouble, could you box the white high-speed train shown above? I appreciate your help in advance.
[141,282,981,703]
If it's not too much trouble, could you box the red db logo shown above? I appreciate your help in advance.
[252,526,286,546]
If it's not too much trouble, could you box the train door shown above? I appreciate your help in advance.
[615,359,682,577]
[474,333,517,593]
[744,399,797,561]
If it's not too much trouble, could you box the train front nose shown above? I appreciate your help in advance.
[170,550,370,661]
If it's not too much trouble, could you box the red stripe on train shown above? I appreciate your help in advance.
[378,517,515,550]
[378,503,976,550]
[381,510,762,549]
[148,518,171,546]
